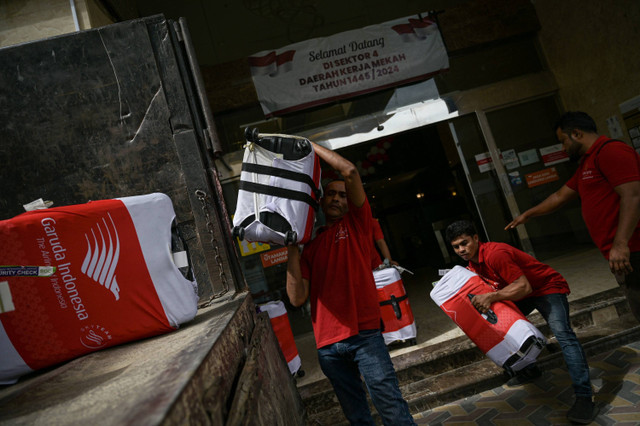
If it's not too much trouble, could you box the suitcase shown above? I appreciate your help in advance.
[0,193,199,384]
[374,266,417,345]
[257,300,303,377]
[430,266,546,374]
[232,128,322,246]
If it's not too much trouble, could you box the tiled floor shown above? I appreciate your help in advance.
[413,341,640,425]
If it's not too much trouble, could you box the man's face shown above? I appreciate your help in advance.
[321,180,348,221]
[556,128,583,162]
[450,233,480,263]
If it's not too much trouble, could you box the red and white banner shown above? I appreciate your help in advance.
[249,13,449,117]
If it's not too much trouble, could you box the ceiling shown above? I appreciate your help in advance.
[99,0,469,67]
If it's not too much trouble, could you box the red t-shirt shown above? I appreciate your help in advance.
[301,198,381,348]
[566,136,640,258]
[468,242,569,298]
[370,219,384,269]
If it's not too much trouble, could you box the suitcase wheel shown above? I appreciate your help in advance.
[295,369,305,378]
[284,230,297,246]
[294,138,310,153]
[245,127,259,142]
[232,226,245,241]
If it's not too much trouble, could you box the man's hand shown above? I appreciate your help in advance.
[609,242,633,275]
[471,293,496,313]
[505,213,529,230]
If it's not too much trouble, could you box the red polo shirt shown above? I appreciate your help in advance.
[370,219,384,269]
[566,136,640,258]
[468,242,569,298]
[301,198,380,348]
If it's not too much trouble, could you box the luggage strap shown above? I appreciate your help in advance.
[242,163,321,199]
[502,335,544,370]
[379,294,408,319]
[239,211,292,234]
[240,181,319,211]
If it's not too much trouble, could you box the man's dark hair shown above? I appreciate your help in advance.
[445,220,477,243]
[322,177,345,193]
[554,111,597,135]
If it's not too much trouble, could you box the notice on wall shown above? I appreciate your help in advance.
[260,247,289,268]
[540,144,569,166]
[475,152,494,173]
[237,239,271,257]
[525,167,559,188]
[501,149,520,170]
[518,149,539,166]
[248,12,449,117]
[509,171,523,187]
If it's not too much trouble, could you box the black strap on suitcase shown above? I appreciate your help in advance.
[380,294,408,320]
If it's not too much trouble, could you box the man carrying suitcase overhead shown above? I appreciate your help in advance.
[286,142,415,425]
[446,220,597,425]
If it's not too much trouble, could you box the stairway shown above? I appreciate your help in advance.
[297,287,640,425]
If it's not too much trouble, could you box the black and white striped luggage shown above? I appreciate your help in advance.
[232,128,322,246]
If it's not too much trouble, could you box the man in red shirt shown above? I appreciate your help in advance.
[286,142,415,425]
[446,220,597,424]
[370,218,398,270]
[507,111,640,323]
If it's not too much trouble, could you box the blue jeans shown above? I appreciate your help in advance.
[317,329,416,425]
[516,293,592,397]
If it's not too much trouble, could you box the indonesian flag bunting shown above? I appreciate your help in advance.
[248,12,449,117]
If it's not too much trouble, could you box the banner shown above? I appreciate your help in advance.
[249,13,449,117]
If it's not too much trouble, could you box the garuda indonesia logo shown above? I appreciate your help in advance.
[81,213,120,300]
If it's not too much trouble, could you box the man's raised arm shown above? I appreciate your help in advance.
[311,141,366,208]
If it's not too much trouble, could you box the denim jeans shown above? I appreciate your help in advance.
[317,329,416,425]
[516,293,592,397]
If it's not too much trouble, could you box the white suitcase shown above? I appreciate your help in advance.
[431,266,546,374]
[0,193,199,384]
[232,128,321,246]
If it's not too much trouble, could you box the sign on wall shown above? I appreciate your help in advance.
[249,13,449,117]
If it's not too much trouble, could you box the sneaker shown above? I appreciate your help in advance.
[506,364,542,386]
[567,396,599,424]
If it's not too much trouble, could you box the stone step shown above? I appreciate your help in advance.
[299,287,636,425]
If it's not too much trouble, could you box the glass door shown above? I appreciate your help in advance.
[448,112,529,252]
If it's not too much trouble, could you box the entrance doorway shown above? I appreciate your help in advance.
[333,122,483,272]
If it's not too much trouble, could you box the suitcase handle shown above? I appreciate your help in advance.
[467,294,498,324]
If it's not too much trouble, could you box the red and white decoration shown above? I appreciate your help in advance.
[374,267,417,345]
[0,193,199,384]
[430,266,546,373]
[248,12,449,117]
[258,300,302,375]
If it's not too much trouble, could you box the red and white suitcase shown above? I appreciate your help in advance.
[430,266,546,374]
[0,193,199,384]
[232,128,322,246]
[258,300,303,376]
[374,267,417,345]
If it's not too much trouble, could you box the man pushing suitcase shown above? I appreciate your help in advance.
[445,220,597,425]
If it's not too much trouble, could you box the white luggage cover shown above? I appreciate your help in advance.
[0,193,199,384]
[258,300,301,375]
[431,266,546,372]
[233,141,321,246]
[374,267,417,345]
